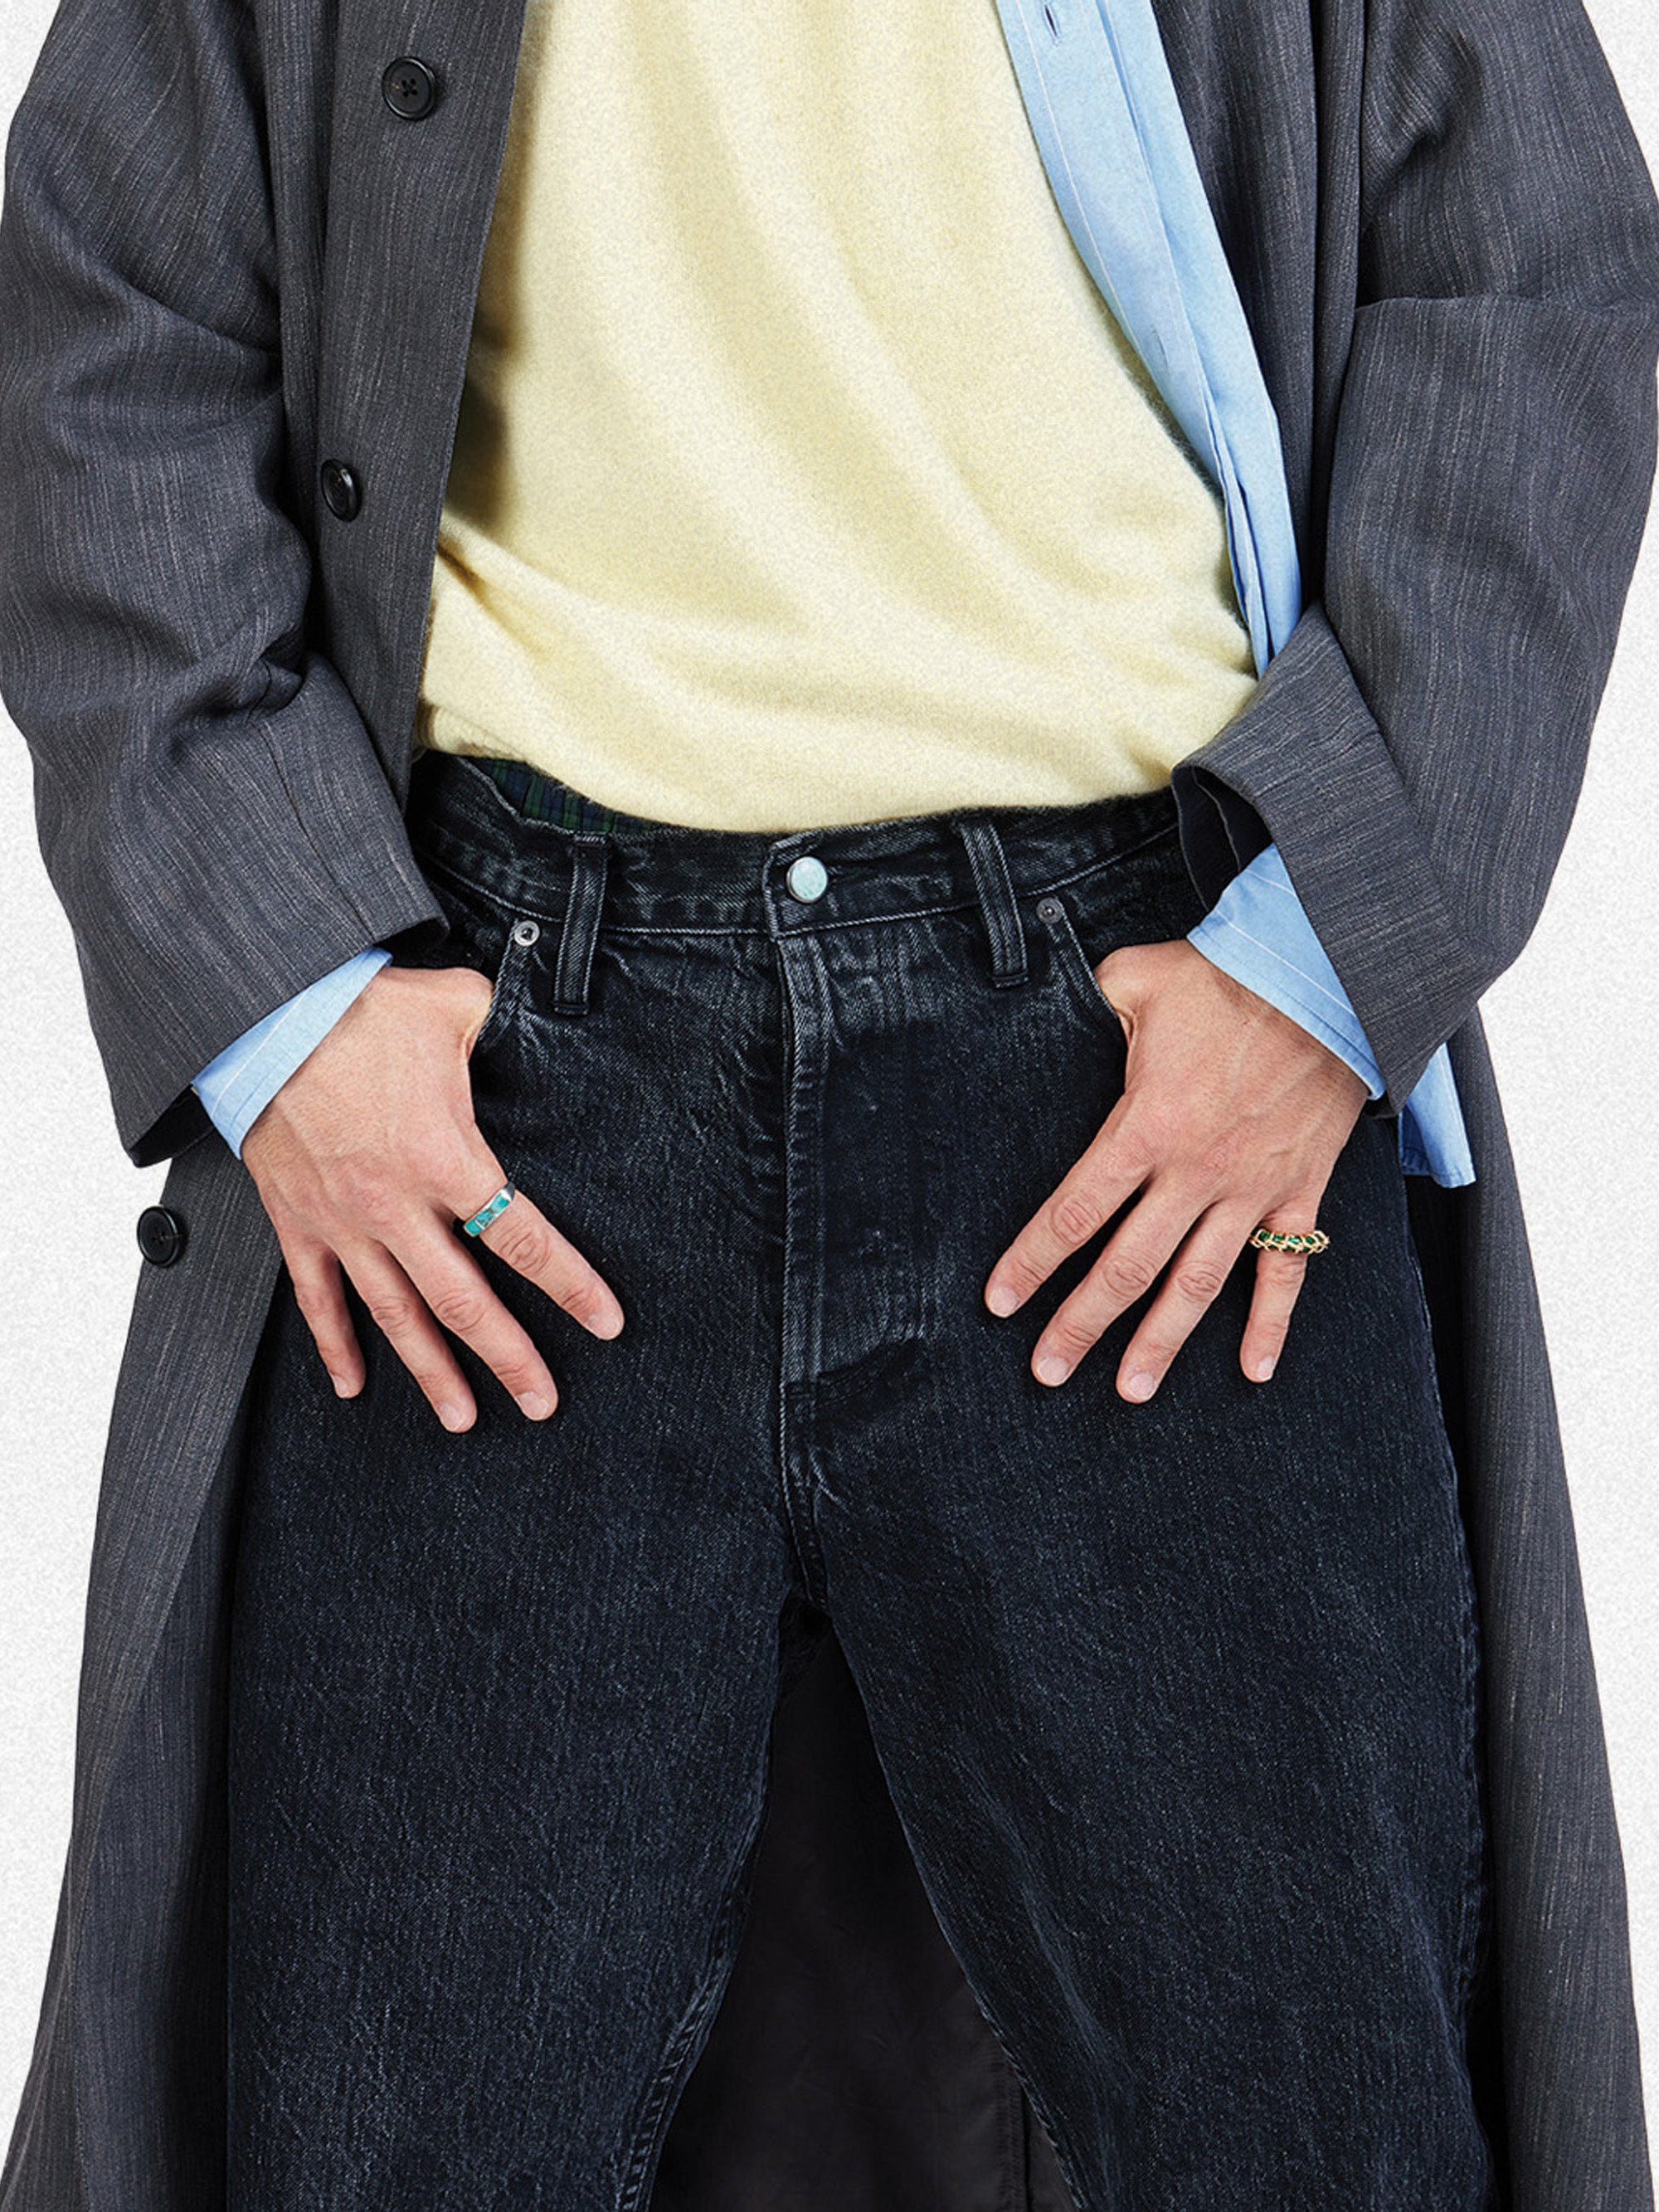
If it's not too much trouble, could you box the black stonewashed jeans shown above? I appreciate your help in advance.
[226,747,1499,2210]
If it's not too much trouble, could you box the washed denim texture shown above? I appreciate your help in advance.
[226,748,1498,2210]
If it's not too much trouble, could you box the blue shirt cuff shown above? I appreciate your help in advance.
[191,946,392,1159]
[1186,845,1476,1187]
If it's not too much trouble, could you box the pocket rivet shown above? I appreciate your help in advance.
[512,918,541,946]
[1036,897,1063,923]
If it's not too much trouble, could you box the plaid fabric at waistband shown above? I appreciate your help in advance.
[472,754,674,836]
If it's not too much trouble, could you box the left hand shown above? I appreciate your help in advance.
[984,938,1370,1400]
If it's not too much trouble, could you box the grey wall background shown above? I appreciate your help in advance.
[1,0,1656,2160]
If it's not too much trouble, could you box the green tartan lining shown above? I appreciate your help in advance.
[473,754,674,836]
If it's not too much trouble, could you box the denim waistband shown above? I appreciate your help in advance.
[405,747,1184,943]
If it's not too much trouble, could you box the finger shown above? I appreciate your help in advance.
[1113,1201,1260,1402]
[281,1235,366,1399]
[397,1221,563,1420]
[1029,1186,1197,1386]
[446,1148,625,1341]
[1238,1207,1324,1383]
[338,1241,484,1433]
[985,1118,1151,1317]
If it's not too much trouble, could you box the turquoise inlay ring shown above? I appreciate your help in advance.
[460,1181,517,1238]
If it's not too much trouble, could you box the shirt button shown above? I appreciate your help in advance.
[786,855,830,902]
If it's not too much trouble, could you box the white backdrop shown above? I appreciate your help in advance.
[2,0,1657,2169]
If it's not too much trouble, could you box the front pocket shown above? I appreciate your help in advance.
[1029,823,1201,1042]
[402,845,548,1058]
[1034,889,1130,1043]
[471,913,542,1057]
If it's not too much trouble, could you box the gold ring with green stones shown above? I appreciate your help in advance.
[1247,1225,1330,1255]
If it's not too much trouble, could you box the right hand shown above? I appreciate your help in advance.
[240,962,623,1430]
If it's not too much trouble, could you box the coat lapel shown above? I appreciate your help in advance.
[310,0,536,806]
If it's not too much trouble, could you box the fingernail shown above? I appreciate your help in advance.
[1253,1355,1276,1381]
[1034,1353,1070,1386]
[438,1401,470,1432]
[986,1282,1020,1318]
[517,1391,553,1420]
[589,1307,624,1340]
[1121,1370,1158,1401]
[328,1373,356,1398]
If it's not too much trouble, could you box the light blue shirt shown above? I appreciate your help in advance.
[194,0,1474,1186]
[193,944,392,1157]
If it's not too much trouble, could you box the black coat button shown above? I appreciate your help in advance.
[319,457,361,520]
[137,1205,187,1268]
[381,56,440,119]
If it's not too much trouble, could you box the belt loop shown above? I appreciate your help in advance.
[551,833,610,1016]
[953,816,1028,988]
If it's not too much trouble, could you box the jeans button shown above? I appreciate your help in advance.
[786,855,830,902]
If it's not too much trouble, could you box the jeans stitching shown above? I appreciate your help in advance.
[1399,1216,1487,2032]
[472,921,534,1056]
[1035,893,1130,1046]
[407,820,1186,941]
[611,1756,777,2212]
[1024,816,1184,903]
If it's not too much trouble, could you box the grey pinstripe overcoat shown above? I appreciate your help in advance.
[2,0,1657,2205]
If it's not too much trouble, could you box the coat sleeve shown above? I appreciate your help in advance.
[0,0,446,1170]
[1169,0,1659,1118]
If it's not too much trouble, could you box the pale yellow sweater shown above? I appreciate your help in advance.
[414,0,1258,831]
